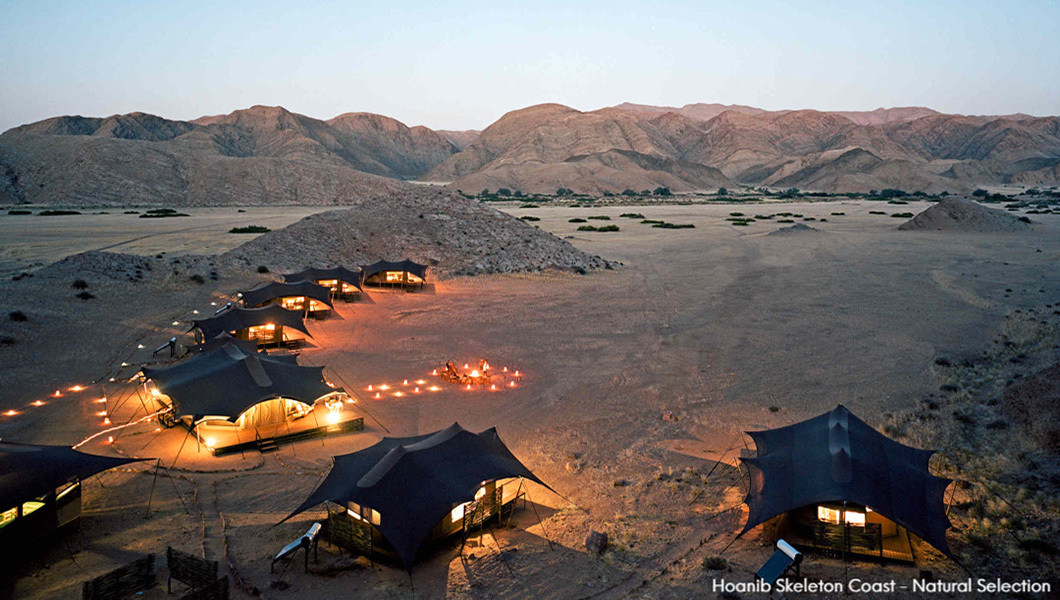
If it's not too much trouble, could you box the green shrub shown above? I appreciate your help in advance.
[38,210,81,216]
[702,556,728,570]
[519,203,539,208]
[641,219,664,224]
[229,225,271,233]
[777,219,795,223]
[831,212,845,215]
[891,212,914,218]
[729,212,745,217]
[257,265,269,273]
[520,216,541,222]
[587,215,611,220]
[620,213,645,219]
[569,218,587,223]
[652,222,695,229]
[869,210,886,215]
[7,209,31,215]
[577,224,620,232]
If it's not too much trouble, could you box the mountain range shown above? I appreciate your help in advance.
[1,102,1057,206]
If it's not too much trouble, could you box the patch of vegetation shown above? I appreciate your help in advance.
[140,208,190,218]
[653,186,672,196]
[640,219,665,225]
[702,556,728,571]
[769,406,780,413]
[777,219,795,223]
[0,336,14,346]
[620,213,645,219]
[555,188,574,197]
[189,274,205,284]
[831,212,845,215]
[754,214,773,220]
[75,291,95,300]
[9,310,27,322]
[891,212,915,218]
[652,222,695,229]
[729,212,745,217]
[519,203,539,208]
[577,224,620,232]
[869,210,886,215]
[7,209,31,215]
[519,216,541,222]
[229,225,271,234]
[587,215,611,220]
[71,279,88,290]
[38,210,81,216]
[257,265,269,273]
[569,218,587,223]
[123,210,139,214]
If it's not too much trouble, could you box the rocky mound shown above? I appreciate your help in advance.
[221,190,611,277]
[897,197,1032,232]
[768,223,820,236]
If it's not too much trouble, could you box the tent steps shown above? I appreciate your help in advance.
[257,439,279,453]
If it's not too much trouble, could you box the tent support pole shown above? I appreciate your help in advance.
[285,417,296,457]
[523,487,553,551]
[173,426,192,469]
[486,521,515,574]
[145,458,161,518]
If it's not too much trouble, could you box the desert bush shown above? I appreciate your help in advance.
[72,279,88,289]
[38,210,81,216]
[652,222,695,229]
[124,210,139,214]
[891,212,914,218]
[777,219,795,223]
[577,225,620,232]
[257,265,269,273]
[729,212,744,217]
[140,208,189,218]
[7,209,31,215]
[653,187,672,196]
[75,291,95,300]
[621,189,637,196]
[189,274,205,284]
[229,225,271,233]
[640,219,664,224]
[9,310,27,322]
[754,214,772,219]
[620,213,645,219]
[769,406,780,413]
[520,216,541,221]
[702,556,728,571]
[869,210,886,215]
[831,212,845,215]
[519,203,539,208]
[587,215,611,220]
[569,218,587,223]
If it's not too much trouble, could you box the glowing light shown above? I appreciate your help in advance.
[403,379,409,386]
[265,323,275,331]
[482,361,490,371]
[375,393,381,399]
[102,418,111,425]
[367,385,373,391]
[205,438,216,448]
[378,384,390,391]
[53,390,62,397]
[96,411,107,417]
[415,379,426,385]
[470,370,480,378]
[210,302,217,306]
[466,384,472,390]
[121,362,129,367]
[502,366,508,372]
[95,397,107,403]
[327,412,341,425]
[32,400,45,407]
[150,388,160,397]
[509,381,516,388]
[432,369,438,376]
[107,436,114,444]
[172,321,180,326]
[463,363,469,369]
[3,410,17,417]
[192,309,199,314]
[414,387,420,393]
[109,377,115,382]
[428,386,440,392]
[69,385,85,392]
[394,391,405,397]
[490,384,496,390]
[514,371,521,377]
[154,428,161,433]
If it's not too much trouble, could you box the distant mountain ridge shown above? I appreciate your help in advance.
[1,101,1057,206]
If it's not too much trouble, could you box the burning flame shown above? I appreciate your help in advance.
[466,384,472,390]
[53,390,62,397]
[502,366,508,372]
[32,400,45,407]
[103,418,111,425]
[432,369,438,376]
[375,393,381,399]
[415,379,426,385]
[69,385,85,392]
[378,384,390,391]
[367,384,373,391]
[509,381,516,388]
[470,370,480,378]
[428,386,440,392]
[96,397,107,403]
[414,387,420,393]
[394,391,405,397]
[490,384,496,390]
[3,410,17,417]
[96,411,107,417]
[107,436,114,444]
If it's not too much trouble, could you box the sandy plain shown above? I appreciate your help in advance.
[1,200,1058,599]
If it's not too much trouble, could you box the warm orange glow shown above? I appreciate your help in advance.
[69,385,85,392]
[432,369,438,376]
[107,436,114,444]
[403,379,409,386]
[414,387,420,393]
[53,390,62,397]
[514,371,520,377]
[3,410,17,417]
[151,388,160,397]
[96,411,107,417]
[205,437,216,448]
[32,400,45,407]
[327,412,341,425]
[102,418,111,425]
[367,384,373,391]
[265,323,275,331]
[95,397,107,403]
[466,384,472,390]
[470,369,480,378]
[482,361,490,371]
[509,381,516,387]
[415,379,426,385]
[378,384,390,391]
[490,384,496,390]
[394,391,405,397]
[428,386,440,392]
[463,363,469,369]
[375,393,381,399]
[502,366,508,372]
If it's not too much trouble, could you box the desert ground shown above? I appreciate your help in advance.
[2,200,1059,599]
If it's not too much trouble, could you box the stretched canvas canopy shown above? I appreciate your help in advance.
[142,344,336,421]
[283,266,363,291]
[191,305,311,341]
[240,281,334,309]
[186,332,260,355]
[361,259,428,282]
[740,405,953,557]
[0,442,143,509]
[285,423,549,568]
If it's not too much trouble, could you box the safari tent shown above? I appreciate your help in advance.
[740,405,953,562]
[190,304,312,349]
[360,259,428,291]
[239,281,335,319]
[283,266,364,302]
[0,442,142,546]
[141,344,362,454]
[283,423,548,568]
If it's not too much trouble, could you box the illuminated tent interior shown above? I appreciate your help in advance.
[360,259,428,289]
[190,304,312,348]
[186,332,260,356]
[0,442,143,544]
[283,266,364,301]
[239,280,335,319]
[283,423,549,568]
[141,344,360,453]
[740,405,953,562]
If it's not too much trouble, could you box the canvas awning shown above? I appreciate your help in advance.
[283,266,363,291]
[142,343,337,421]
[0,442,144,509]
[240,281,334,309]
[360,259,428,282]
[186,332,261,355]
[190,305,312,341]
[284,423,549,568]
[740,404,953,557]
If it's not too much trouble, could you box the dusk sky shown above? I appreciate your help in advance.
[3,0,1058,133]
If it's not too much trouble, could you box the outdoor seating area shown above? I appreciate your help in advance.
[360,259,428,291]
[283,266,364,302]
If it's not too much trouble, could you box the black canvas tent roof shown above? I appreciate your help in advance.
[740,404,953,557]
[190,304,311,341]
[186,332,261,356]
[285,423,549,568]
[142,344,336,421]
[240,281,334,309]
[283,266,363,291]
[0,442,143,509]
[361,259,428,282]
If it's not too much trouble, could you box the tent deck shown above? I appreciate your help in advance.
[779,518,914,563]
[205,415,364,455]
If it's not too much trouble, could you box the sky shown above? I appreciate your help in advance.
[2,0,1058,133]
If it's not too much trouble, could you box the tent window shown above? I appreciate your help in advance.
[0,507,15,528]
[451,502,467,523]
[56,481,79,500]
[346,502,380,525]
[280,297,306,311]
[817,505,866,526]
[22,500,45,516]
[385,272,403,283]
[237,398,311,429]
